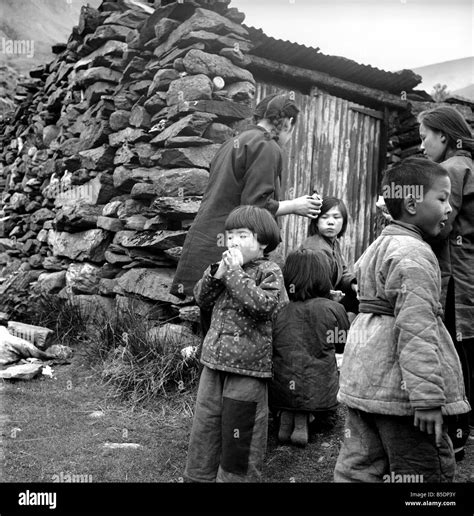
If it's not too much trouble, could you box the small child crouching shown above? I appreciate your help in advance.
[184,205,284,482]
[270,249,350,446]
[334,157,470,482]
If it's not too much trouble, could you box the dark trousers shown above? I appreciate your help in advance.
[334,407,455,482]
[444,278,473,449]
[185,366,269,482]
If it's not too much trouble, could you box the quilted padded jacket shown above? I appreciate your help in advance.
[338,221,470,416]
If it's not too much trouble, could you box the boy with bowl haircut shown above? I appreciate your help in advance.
[334,157,470,482]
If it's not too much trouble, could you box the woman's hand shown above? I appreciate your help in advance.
[291,195,322,218]
[276,194,322,218]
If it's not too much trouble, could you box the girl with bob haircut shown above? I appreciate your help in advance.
[300,197,358,319]
[418,106,474,461]
[185,205,285,482]
[224,205,281,254]
[270,249,350,446]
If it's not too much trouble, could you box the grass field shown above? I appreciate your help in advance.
[2,344,473,484]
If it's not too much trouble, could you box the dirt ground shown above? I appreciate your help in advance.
[2,347,473,485]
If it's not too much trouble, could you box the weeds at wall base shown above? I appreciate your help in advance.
[25,293,201,408]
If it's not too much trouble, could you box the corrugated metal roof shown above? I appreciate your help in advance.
[246,25,422,95]
[445,94,474,107]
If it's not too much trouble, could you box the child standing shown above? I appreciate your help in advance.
[184,205,284,482]
[300,197,358,321]
[270,249,349,446]
[418,106,474,461]
[334,158,470,482]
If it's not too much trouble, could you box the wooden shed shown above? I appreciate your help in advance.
[244,26,423,268]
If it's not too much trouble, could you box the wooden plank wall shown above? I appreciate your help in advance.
[255,82,382,270]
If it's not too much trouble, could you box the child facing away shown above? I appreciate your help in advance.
[184,205,284,483]
[334,158,470,483]
[270,249,350,446]
[300,197,359,322]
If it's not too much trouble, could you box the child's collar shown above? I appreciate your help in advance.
[386,220,424,240]
[243,256,268,268]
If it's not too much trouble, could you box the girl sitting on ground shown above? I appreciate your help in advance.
[270,249,350,446]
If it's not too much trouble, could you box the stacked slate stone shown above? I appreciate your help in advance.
[0,0,256,339]
[377,101,473,239]
[0,64,28,117]
[385,101,474,166]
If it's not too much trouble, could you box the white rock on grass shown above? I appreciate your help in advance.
[88,411,105,418]
[102,442,142,450]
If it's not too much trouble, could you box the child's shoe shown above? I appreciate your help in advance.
[278,410,293,443]
[290,412,308,447]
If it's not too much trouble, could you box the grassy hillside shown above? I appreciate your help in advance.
[411,57,474,100]
[0,0,101,74]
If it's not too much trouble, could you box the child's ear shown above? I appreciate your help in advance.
[403,194,417,215]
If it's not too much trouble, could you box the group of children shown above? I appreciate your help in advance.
[183,155,470,484]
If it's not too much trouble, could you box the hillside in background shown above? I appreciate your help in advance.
[411,57,474,100]
[0,0,101,74]
[454,83,474,100]
[1,0,472,101]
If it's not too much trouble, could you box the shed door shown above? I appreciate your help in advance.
[255,83,382,270]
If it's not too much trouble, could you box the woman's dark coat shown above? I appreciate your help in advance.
[171,126,282,298]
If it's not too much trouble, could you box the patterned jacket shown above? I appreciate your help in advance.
[338,221,470,416]
[194,258,284,378]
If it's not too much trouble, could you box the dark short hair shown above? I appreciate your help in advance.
[253,93,278,123]
[381,157,449,220]
[263,94,299,127]
[308,197,349,237]
[283,249,332,301]
[225,205,281,253]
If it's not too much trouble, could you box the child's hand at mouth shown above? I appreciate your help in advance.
[223,248,244,269]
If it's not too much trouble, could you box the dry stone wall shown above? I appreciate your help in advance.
[0,0,257,336]
[386,101,474,165]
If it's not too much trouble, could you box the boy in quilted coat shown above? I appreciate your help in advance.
[334,158,470,482]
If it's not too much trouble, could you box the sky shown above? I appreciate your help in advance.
[229,0,473,72]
